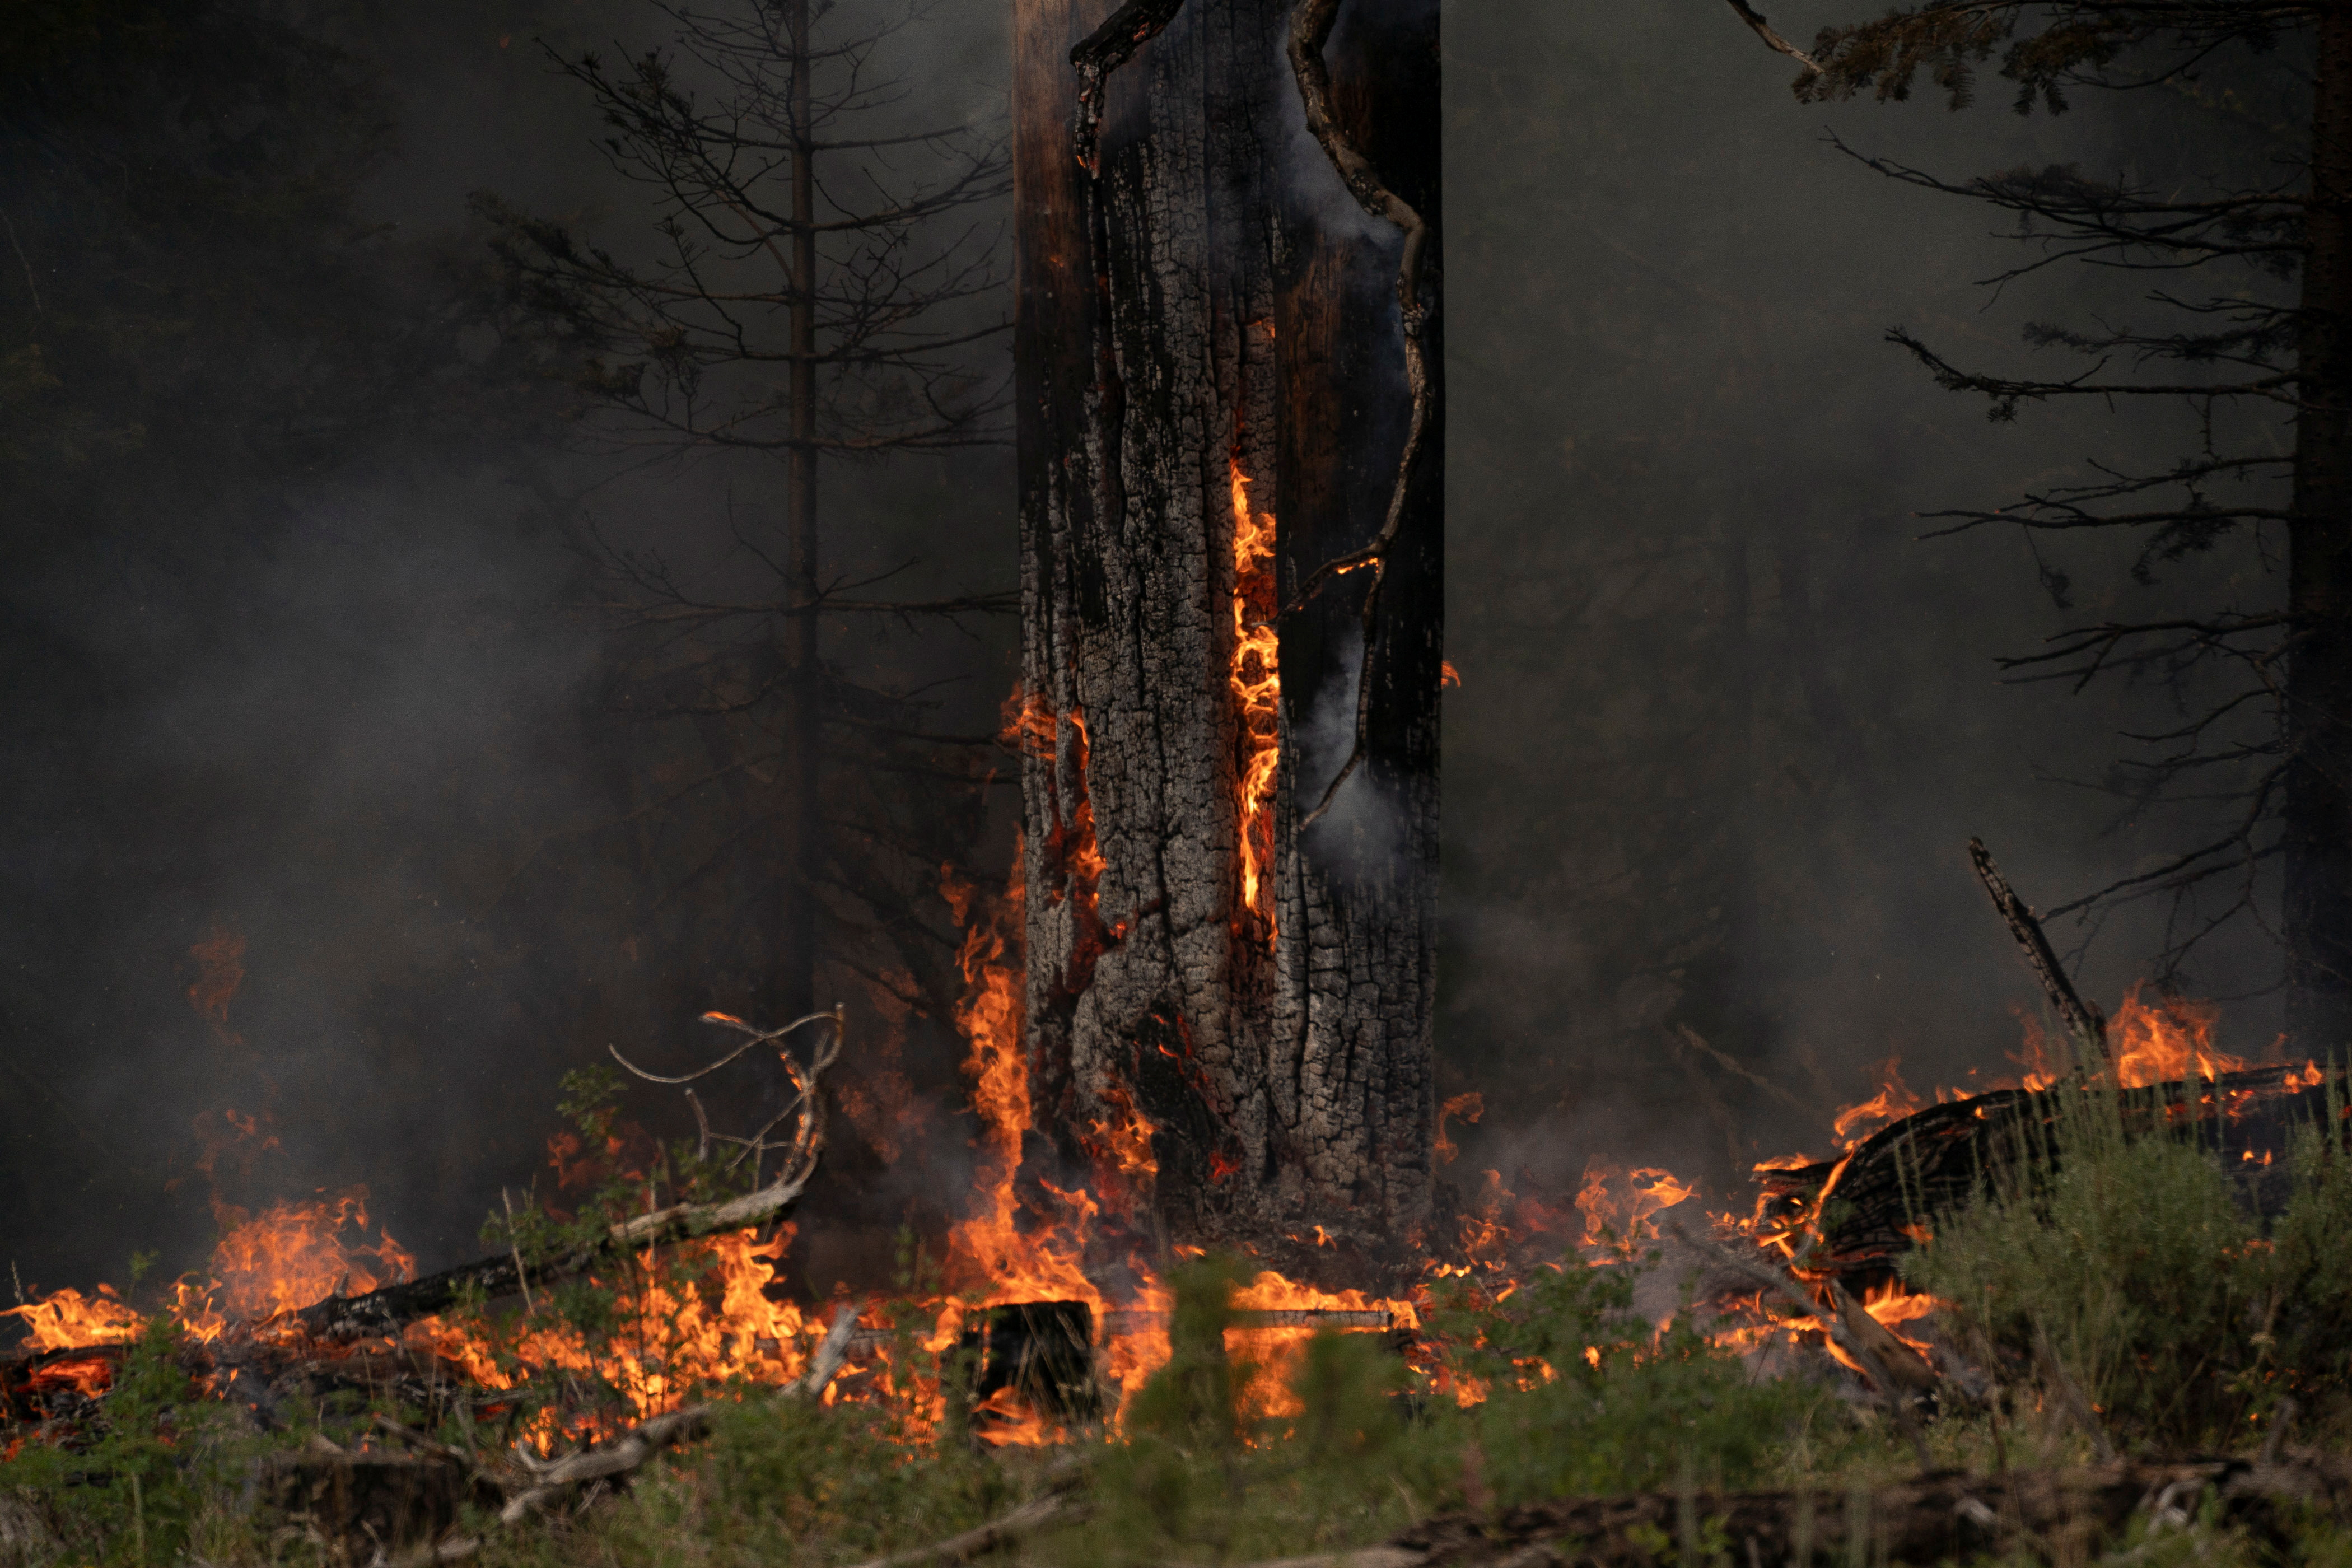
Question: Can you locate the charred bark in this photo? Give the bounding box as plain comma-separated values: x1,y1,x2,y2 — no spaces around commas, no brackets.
1014,0,1441,1266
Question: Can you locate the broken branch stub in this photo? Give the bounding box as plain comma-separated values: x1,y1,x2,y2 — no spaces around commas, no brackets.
1967,837,2108,1068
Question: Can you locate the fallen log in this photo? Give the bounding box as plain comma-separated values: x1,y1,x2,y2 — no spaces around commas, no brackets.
1190,1457,2352,1567
1756,1061,2346,1289
259,1435,488,1566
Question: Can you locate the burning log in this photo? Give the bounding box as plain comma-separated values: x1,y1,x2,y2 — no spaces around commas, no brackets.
955,1300,1101,1428
1758,1061,2342,1289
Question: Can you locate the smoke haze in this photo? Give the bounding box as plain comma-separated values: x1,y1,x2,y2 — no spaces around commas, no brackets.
0,0,2296,1291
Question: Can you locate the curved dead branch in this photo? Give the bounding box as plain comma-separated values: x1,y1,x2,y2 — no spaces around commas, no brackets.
1284,0,1437,830
1720,0,1823,74
296,1009,845,1342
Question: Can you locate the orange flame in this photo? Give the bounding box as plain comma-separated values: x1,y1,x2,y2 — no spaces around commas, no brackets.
2104,986,2248,1087
1572,1160,1696,1255
6,1187,416,1361
1829,1057,1925,1149
1434,1091,1484,1166
3,1285,144,1354
204,1191,415,1323
1229,456,1280,937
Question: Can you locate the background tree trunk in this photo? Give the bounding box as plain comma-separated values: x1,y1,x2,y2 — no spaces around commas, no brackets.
2288,12,2352,1056
779,0,822,1032
1015,0,1442,1271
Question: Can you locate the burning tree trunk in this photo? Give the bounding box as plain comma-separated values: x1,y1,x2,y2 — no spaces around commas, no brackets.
1014,0,1442,1263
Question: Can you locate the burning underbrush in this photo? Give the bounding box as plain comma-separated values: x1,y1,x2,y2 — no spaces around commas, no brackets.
6,979,2344,1454
10,856,2352,1566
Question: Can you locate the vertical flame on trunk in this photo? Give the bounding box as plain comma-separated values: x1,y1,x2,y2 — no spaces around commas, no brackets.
1229,456,1280,937
936,856,1174,1432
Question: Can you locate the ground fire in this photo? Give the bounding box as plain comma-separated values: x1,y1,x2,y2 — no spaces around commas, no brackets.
6,804,2348,1560
10,935,2337,1453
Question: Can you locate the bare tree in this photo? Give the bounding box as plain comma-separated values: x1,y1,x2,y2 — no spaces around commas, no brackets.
1727,3,2350,1045
482,0,1012,1030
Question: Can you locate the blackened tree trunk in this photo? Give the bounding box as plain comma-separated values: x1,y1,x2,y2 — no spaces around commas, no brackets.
2286,11,2352,1055
1015,0,1442,1267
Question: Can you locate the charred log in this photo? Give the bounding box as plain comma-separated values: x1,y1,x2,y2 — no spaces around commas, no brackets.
1365,1455,2352,1568
956,1300,1102,1426
1758,1062,2346,1289
259,1439,484,1566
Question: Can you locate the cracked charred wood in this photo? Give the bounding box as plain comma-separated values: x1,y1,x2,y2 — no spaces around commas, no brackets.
1016,0,1440,1268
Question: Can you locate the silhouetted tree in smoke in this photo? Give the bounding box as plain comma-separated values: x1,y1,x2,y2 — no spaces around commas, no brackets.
479,0,1013,1035
1728,3,2352,1045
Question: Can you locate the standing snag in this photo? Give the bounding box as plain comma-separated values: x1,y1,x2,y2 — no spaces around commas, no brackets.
1014,0,1443,1267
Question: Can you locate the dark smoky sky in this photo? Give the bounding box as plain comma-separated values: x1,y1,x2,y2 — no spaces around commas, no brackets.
0,0,2296,1294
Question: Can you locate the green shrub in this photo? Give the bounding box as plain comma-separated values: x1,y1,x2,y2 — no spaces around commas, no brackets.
1905,1074,2352,1452
1435,1259,1835,1501
3,1318,273,1567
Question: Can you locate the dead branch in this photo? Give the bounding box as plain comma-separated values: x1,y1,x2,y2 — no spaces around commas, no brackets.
298,1010,844,1343
2033,1322,2120,1464
1720,0,1823,73
1284,0,1438,830
1967,838,2109,1068
1666,1023,1812,1115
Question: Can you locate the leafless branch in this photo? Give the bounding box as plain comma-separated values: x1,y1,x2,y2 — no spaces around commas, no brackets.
1719,0,1823,73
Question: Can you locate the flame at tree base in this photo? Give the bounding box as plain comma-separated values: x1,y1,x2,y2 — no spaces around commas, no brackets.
9,973,2334,1448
